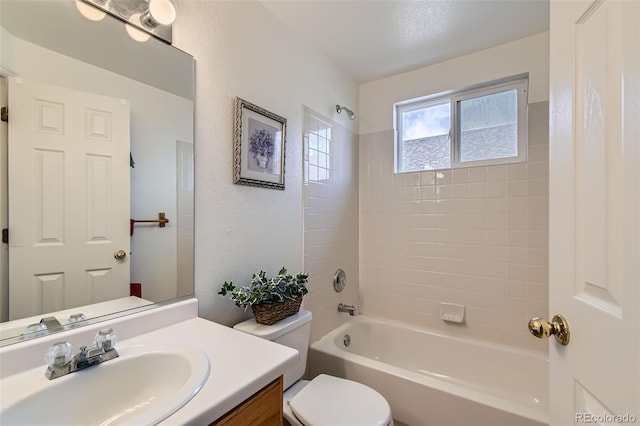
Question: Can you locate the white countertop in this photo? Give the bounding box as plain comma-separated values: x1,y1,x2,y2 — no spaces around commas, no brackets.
0,298,299,425
150,317,298,425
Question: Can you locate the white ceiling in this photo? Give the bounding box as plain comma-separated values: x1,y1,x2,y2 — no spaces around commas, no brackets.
260,0,550,84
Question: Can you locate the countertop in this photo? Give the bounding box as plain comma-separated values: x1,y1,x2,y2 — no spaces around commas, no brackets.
0,298,299,425
150,317,298,425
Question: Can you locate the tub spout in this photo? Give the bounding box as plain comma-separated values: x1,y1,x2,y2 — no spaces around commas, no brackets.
338,303,356,316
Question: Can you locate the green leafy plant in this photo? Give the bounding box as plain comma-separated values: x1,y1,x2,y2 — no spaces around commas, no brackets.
218,267,309,310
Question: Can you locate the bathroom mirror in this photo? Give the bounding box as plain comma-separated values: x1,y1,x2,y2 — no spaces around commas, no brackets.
0,0,194,345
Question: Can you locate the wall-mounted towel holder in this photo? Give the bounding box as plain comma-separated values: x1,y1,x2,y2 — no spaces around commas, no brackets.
130,212,169,236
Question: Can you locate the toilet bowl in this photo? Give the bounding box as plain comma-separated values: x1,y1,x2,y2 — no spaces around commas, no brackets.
234,310,393,426
283,375,393,426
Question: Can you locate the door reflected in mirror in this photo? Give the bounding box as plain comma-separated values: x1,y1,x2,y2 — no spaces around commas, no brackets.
0,0,194,344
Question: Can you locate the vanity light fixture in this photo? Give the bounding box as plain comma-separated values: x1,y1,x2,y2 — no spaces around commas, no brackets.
77,0,176,44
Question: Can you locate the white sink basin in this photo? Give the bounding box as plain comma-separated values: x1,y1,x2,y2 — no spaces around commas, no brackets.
0,343,210,425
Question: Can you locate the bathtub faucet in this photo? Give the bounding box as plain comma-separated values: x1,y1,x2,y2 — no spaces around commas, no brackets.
338,303,356,316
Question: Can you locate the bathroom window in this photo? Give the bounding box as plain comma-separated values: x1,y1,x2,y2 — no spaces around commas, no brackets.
304,113,332,183
394,75,528,172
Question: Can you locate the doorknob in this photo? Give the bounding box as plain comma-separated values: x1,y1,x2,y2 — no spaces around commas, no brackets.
113,250,127,260
528,314,570,345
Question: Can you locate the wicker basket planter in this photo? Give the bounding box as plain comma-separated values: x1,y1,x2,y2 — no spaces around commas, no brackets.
219,267,308,325
251,296,302,325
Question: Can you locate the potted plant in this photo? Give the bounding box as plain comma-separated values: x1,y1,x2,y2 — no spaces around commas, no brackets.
218,267,309,325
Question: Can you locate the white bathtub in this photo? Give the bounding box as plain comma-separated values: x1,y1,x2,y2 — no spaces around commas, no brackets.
308,315,549,426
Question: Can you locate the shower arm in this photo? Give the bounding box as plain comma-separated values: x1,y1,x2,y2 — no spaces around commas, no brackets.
336,104,356,120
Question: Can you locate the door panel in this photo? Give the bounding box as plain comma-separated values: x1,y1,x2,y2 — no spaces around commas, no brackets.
8,78,130,320
549,0,639,424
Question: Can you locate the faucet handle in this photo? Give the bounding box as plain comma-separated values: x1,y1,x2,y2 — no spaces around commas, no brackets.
67,313,88,328
94,328,117,350
23,322,48,339
45,342,73,367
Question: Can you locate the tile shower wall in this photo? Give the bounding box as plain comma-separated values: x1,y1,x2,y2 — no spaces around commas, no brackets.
303,107,359,343
359,102,549,351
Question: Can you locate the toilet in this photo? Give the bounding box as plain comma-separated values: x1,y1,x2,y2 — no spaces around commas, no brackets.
234,310,394,426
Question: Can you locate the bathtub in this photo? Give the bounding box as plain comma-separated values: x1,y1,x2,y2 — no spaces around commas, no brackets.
308,315,549,426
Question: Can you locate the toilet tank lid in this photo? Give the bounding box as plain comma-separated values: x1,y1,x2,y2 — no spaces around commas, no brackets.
233,309,312,340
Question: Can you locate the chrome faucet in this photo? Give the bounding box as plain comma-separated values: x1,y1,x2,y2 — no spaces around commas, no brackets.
44,328,119,380
22,316,64,337
40,316,64,331
338,303,356,316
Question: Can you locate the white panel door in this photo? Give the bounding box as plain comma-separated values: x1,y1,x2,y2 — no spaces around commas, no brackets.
8,78,130,320
549,0,639,424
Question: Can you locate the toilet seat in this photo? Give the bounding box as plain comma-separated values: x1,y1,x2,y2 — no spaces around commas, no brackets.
289,374,391,426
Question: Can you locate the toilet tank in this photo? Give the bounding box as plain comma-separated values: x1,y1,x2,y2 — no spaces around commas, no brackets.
233,310,312,390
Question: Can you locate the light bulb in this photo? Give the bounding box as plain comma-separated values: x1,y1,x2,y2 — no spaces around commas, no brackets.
75,0,106,21
140,0,176,28
149,0,176,25
126,14,151,42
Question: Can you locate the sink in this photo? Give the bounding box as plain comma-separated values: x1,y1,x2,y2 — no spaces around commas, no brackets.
0,343,210,425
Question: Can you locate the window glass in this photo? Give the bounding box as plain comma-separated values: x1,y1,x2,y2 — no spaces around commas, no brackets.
458,89,518,163
394,75,527,173
399,101,451,171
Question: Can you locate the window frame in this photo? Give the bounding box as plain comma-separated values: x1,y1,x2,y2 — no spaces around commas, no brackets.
394,74,529,173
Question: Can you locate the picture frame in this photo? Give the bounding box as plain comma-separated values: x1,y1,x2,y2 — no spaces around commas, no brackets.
233,97,287,190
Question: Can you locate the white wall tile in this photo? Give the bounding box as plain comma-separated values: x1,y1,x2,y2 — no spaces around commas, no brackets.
467,182,487,198
452,169,469,184
486,181,506,198
506,163,528,180
528,144,549,162
506,180,527,197
486,165,506,182
468,167,488,182
304,107,359,343
452,184,469,199
406,172,421,187
420,171,436,186
359,101,549,352
435,170,452,184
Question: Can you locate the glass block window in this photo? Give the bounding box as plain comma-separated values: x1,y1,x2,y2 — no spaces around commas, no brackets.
304,114,332,183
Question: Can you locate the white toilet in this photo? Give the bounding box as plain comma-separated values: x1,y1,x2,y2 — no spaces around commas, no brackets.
234,310,394,426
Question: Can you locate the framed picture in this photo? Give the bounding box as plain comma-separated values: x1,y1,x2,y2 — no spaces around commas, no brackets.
233,97,287,190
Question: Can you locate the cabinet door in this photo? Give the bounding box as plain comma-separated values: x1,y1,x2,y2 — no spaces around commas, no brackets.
211,376,283,426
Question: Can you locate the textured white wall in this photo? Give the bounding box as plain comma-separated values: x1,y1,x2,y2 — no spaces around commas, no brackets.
172,1,358,326
358,32,550,135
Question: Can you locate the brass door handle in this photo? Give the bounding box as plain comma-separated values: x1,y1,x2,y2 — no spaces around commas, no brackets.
113,250,127,260
528,314,570,345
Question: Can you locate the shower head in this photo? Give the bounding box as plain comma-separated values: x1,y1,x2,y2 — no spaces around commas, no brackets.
336,104,356,120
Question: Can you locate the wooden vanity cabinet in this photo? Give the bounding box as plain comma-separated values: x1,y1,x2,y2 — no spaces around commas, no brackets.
211,376,283,426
